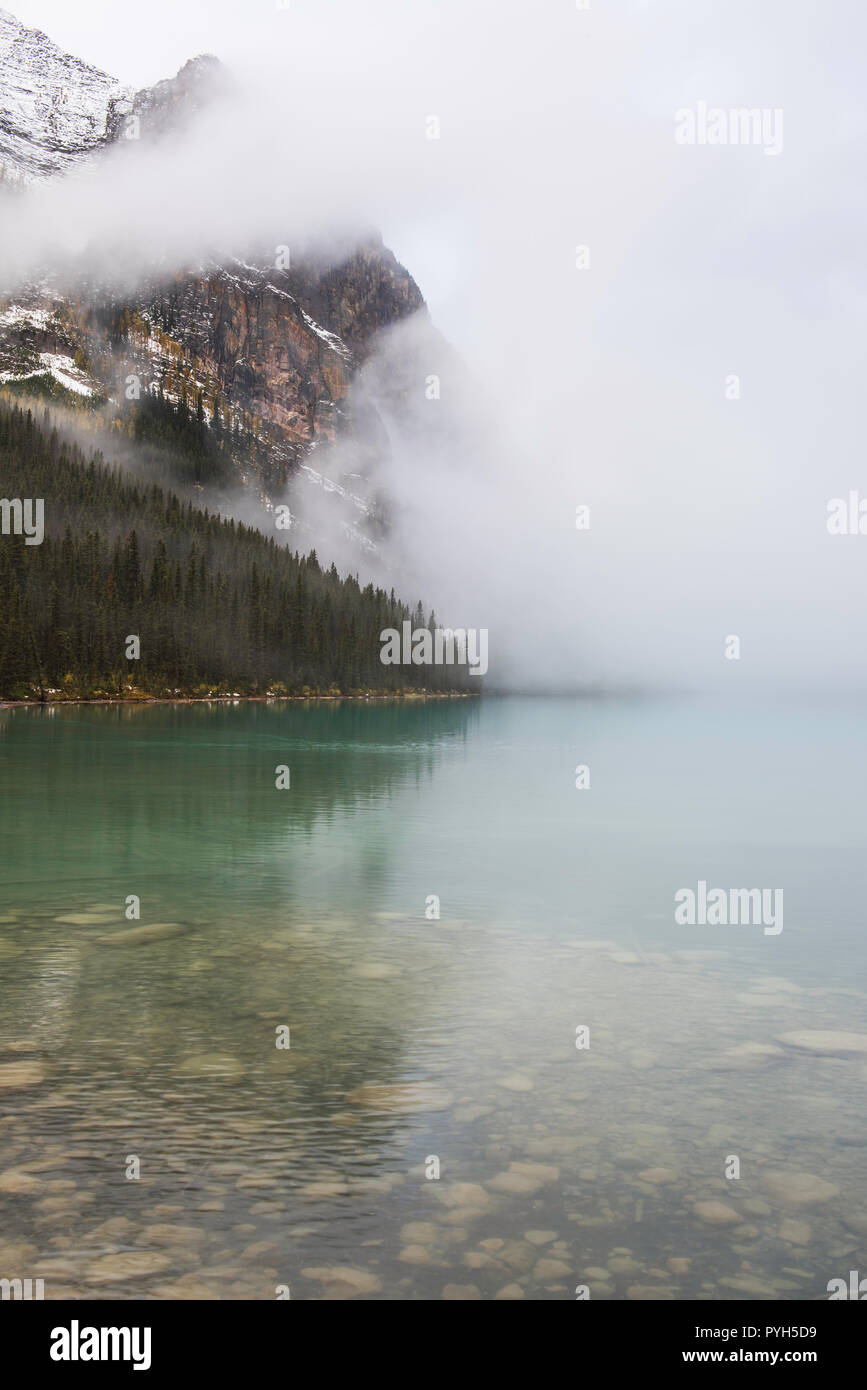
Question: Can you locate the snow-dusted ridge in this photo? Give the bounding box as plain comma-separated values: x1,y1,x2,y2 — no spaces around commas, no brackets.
0,7,132,182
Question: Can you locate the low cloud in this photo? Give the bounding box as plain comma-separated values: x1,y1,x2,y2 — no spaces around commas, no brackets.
4,0,867,691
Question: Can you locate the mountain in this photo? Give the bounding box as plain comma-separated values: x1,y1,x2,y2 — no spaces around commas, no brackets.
126,52,224,141
0,10,224,183
0,10,455,564
0,7,132,182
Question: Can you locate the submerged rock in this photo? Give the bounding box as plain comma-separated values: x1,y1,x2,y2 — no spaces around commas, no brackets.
511,1161,559,1183
637,1168,678,1185
439,1205,487,1226
97,922,185,945
0,1167,42,1193
779,1218,812,1245
0,1060,45,1089
436,1182,490,1210
463,1251,498,1270
151,1279,221,1300
302,1265,382,1295
743,1197,773,1217
720,1274,773,1295
177,1053,245,1081
494,1240,537,1273
692,1200,742,1226
399,1245,432,1265
299,1180,350,1199
346,1082,452,1113
401,1221,440,1244
86,1251,173,1282
488,1170,541,1196
55,912,118,925
761,1171,840,1208
535,1257,571,1280
140,1224,206,1247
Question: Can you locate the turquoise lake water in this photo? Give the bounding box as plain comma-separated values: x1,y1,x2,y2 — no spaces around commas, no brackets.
0,696,864,1299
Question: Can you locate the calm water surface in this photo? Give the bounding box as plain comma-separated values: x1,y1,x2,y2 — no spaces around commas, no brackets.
0,696,865,1300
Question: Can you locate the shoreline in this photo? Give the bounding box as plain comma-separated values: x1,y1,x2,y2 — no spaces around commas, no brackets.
0,692,480,709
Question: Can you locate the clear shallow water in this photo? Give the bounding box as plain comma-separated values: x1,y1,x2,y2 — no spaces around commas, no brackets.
0,696,865,1300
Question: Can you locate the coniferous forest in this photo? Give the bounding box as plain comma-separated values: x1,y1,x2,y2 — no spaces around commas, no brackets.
0,401,474,700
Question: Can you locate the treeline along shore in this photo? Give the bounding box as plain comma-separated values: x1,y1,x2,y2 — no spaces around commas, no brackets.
0,401,477,700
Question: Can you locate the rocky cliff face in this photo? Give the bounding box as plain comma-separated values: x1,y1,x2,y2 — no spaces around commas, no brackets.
134,239,426,457
129,53,224,141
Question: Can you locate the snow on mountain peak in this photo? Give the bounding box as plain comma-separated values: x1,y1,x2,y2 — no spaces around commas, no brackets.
0,7,132,182
0,12,229,186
